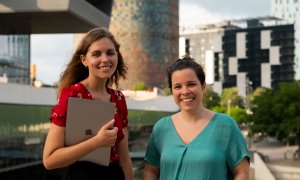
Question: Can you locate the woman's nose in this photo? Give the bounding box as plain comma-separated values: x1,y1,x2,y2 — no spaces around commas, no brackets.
100,54,109,61
182,87,190,95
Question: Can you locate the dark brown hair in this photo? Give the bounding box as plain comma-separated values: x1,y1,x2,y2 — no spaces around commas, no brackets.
167,55,205,92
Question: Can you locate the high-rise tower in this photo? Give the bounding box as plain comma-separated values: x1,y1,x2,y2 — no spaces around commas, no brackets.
110,0,179,89
180,18,295,97
271,0,300,80
0,35,30,84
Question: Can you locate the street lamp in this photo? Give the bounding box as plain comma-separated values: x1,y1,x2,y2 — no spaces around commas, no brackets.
227,99,231,116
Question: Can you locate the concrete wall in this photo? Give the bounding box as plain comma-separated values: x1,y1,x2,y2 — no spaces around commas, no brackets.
254,153,276,180
0,83,56,105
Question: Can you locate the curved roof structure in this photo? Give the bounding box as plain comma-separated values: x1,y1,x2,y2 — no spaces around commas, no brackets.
0,0,113,34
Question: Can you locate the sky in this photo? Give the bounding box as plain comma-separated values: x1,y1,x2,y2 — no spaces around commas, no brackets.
31,0,271,85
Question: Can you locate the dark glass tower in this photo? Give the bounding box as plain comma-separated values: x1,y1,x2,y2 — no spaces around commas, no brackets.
110,0,179,89
0,35,30,84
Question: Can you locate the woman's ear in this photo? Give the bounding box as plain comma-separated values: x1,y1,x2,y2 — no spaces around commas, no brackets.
80,55,87,67
202,82,207,92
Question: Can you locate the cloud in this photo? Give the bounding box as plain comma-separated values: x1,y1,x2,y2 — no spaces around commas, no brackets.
179,4,225,25
31,34,73,85
180,0,270,25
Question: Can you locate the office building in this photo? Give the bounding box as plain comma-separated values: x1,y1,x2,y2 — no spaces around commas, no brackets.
109,0,179,89
180,18,295,97
271,0,300,80
0,35,30,84
180,23,228,88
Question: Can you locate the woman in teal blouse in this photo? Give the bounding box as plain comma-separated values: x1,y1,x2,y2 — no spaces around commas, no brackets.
143,56,250,180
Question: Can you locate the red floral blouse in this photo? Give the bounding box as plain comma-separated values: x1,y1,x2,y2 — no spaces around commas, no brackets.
49,82,128,163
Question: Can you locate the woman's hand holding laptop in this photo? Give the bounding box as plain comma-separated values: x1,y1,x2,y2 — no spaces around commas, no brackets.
93,119,118,148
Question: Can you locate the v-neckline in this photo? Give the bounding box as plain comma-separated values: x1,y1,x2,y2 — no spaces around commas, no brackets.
169,113,217,146
78,82,112,102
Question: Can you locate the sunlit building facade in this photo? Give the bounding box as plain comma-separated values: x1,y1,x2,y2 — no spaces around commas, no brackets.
180,18,295,97
271,0,300,80
0,35,30,84
109,0,179,89
220,21,295,97
179,23,226,94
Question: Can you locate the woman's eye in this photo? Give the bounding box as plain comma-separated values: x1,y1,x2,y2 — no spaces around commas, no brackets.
92,52,100,57
107,51,117,56
187,82,197,87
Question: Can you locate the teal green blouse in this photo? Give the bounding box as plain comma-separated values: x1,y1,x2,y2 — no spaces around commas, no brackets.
144,113,250,180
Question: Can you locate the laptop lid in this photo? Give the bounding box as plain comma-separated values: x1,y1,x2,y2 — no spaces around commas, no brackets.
65,97,115,166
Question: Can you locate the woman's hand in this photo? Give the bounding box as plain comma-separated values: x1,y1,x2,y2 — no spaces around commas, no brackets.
93,119,118,148
43,120,118,170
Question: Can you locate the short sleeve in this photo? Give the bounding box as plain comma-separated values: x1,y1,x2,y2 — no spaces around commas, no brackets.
50,83,93,127
226,120,250,170
49,86,79,127
119,91,128,128
144,127,161,168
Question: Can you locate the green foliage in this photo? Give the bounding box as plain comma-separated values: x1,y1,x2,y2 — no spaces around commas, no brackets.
164,86,171,96
249,87,267,103
212,106,226,113
248,81,300,141
229,107,247,124
211,106,247,124
203,86,221,109
220,87,244,108
133,81,148,90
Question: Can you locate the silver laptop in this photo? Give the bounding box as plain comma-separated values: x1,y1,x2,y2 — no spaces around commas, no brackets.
65,97,115,166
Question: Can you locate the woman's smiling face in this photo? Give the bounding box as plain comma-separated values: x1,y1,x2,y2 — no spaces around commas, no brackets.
171,68,205,112
81,37,118,80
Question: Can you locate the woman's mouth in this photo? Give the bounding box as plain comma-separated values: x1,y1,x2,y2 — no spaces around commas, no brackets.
98,65,111,70
181,98,194,103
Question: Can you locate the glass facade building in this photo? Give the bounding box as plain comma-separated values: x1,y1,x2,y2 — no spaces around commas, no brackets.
0,35,30,84
109,0,179,89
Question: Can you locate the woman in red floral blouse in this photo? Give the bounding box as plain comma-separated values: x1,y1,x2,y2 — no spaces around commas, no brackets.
43,28,133,180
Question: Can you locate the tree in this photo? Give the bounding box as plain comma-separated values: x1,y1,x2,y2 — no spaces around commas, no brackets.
203,86,220,109
230,107,248,124
220,87,244,109
208,87,247,124
133,81,148,91
249,87,267,103
248,81,300,152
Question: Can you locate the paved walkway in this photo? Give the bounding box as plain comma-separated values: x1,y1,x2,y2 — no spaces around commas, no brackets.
250,139,300,167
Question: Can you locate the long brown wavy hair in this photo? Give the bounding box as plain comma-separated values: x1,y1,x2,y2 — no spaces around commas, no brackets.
57,28,127,95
